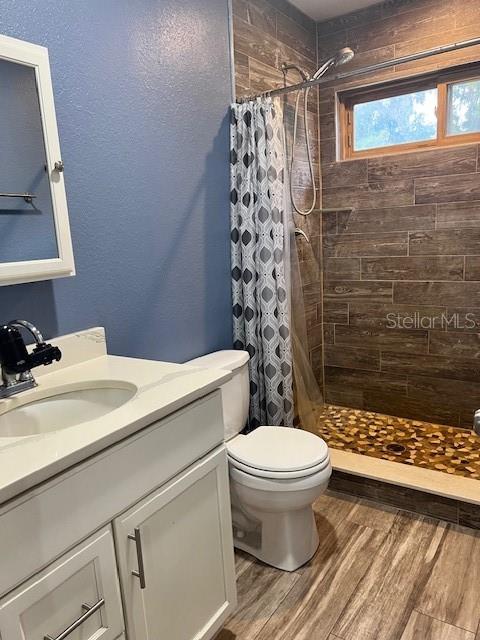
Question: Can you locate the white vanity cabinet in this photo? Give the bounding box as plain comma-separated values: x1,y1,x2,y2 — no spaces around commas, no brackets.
114,448,236,640
0,391,237,640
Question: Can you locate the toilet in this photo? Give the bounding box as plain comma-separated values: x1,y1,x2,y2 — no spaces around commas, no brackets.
187,349,331,572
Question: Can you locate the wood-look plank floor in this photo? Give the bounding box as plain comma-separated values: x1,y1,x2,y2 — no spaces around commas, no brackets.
217,491,480,640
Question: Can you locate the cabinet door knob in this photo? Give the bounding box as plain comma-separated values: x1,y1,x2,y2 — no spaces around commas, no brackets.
128,527,147,589
44,598,105,640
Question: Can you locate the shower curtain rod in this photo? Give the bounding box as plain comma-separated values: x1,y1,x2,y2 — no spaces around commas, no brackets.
237,37,480,103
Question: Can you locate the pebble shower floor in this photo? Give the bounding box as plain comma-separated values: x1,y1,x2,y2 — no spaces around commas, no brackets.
313,405,480,480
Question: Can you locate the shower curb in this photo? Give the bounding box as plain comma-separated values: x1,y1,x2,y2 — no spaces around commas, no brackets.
328,450,480,530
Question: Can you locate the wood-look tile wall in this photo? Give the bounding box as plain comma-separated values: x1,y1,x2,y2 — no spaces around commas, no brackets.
232,0,325,392
318,0,480,427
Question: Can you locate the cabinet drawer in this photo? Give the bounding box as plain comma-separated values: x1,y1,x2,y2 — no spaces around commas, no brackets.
0,526,124,640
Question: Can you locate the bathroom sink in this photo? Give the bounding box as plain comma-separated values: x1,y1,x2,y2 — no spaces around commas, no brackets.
0,383,137,438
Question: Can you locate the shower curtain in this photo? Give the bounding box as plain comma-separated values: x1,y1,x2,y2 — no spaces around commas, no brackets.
230,98,294,429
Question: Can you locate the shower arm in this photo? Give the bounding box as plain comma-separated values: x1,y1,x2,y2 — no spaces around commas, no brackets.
281,63,310,82
237,36,480,103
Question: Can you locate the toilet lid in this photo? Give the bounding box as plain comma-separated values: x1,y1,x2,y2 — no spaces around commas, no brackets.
226,426,329,473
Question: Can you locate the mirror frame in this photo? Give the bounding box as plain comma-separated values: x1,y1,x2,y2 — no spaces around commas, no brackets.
0,34,75,286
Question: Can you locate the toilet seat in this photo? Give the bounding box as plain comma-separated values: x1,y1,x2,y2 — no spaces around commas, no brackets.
226,426,329,480
228,454,330,479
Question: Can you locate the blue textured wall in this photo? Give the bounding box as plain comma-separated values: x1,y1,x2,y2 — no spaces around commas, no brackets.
0,0,233,362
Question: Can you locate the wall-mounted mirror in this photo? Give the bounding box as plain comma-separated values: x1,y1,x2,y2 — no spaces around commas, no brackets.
0,34,74,286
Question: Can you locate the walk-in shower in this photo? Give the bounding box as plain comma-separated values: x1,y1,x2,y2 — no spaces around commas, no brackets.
232,33,480,483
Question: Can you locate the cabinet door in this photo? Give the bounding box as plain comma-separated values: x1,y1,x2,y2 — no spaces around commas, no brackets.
114,447,236,640
0,526,124,640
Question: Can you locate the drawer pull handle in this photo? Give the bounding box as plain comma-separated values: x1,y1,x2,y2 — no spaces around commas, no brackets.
128,527,146,589
44,598,105,640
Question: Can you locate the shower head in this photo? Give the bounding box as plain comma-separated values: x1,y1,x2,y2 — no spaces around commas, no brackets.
335,47,355,66
312,47,355,80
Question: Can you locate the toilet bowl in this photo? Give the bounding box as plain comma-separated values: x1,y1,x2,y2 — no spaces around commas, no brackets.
186,350,331,571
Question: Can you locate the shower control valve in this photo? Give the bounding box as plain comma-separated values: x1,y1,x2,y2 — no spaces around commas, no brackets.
474,410,480,436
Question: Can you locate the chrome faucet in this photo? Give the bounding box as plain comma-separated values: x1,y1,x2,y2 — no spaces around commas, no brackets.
474,410,480,436
0,320,62,399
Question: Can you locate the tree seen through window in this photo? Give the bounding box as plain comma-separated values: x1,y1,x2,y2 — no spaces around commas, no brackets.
354,88,437,151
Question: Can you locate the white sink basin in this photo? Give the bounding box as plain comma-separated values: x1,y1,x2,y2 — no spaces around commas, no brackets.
0,383,137,438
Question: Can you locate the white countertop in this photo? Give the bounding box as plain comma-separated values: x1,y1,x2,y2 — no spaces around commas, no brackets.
0,328,231,505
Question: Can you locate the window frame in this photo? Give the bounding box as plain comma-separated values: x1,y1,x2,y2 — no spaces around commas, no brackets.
338,66,480,160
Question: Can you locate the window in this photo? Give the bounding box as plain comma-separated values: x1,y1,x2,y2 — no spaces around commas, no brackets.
447,78,480,136
339,68,480,159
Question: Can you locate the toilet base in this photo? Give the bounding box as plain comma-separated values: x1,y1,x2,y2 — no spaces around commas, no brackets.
231,501,320,572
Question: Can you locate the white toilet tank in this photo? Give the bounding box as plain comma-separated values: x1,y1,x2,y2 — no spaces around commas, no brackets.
185,350,250,441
